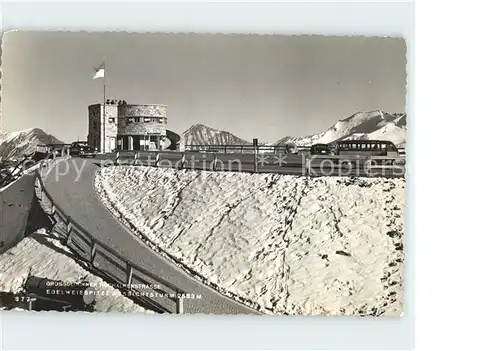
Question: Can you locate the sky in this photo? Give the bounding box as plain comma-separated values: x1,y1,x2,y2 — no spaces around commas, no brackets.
1,31,407,143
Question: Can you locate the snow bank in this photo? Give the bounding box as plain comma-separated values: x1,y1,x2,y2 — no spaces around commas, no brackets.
95,166,405,316
0,229,151,313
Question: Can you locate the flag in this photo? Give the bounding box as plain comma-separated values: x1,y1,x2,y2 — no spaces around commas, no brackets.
93,62,105,79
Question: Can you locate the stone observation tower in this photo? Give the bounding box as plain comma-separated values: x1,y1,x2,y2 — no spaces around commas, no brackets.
87,100,180,153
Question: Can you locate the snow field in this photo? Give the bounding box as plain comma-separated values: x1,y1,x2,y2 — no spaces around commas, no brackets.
0,229,152,313
1,178,153,313
95,166,405,316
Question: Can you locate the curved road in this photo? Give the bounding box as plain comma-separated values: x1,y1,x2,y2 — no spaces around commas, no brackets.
41,157,258,314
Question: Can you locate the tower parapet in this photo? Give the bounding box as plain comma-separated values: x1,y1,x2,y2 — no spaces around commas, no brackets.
87,102,170,152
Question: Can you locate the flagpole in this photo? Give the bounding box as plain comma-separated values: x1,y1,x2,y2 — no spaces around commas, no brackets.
103,58,106,153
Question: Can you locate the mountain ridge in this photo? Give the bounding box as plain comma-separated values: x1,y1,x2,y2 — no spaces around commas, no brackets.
0,128,64,161
275,110,407,147
180,124,251,150
2,110,406,160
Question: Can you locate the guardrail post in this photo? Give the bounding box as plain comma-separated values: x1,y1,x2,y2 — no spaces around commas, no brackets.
355,155,361,176
180,153,185,169
65,216,73,246
176,295,184,314
212,153,218,171
126,262,134,290
253,138,258,173
133,152,139,166
364,158,375,176
28,297,34,311
155,152,160,167
305,156,311,176
115,151,120,166
90,240,98,266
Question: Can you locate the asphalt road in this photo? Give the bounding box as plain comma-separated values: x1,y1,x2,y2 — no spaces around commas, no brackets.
41,157,259,314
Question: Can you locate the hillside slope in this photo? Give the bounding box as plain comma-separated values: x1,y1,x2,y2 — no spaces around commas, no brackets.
0,128,63,161
96,166,405,316
180,124,250,150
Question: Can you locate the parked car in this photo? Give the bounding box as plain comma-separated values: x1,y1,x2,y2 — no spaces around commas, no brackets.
69,141,97,158
45,144,67,158
47,148,62,159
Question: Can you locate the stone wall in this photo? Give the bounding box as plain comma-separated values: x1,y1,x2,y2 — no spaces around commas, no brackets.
119,104,167,118
0,174,37,254
117,120,166,135
88,104,118,152
87,103,169,152
117,104,168,135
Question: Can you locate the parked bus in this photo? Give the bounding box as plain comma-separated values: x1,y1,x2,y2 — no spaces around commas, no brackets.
330,140,400,158
310,143,331,155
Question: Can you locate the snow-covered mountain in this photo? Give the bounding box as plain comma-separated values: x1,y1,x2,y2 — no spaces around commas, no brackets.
0,128,63,161
180,110,406,151
276,110,407,148
180,124,250,150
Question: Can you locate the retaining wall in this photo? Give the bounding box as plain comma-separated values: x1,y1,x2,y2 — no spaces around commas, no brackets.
0,173,37,254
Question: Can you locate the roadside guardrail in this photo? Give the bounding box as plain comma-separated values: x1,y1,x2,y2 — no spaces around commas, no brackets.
36,165,186,314
112,150,406,178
